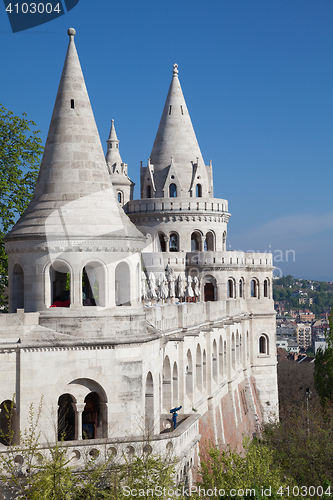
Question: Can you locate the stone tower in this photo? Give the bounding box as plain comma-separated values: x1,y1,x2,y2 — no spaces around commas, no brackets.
5,28,145,313
126,64,229,291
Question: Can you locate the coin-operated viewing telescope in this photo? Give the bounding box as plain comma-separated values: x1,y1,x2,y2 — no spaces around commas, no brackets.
170,406,182,429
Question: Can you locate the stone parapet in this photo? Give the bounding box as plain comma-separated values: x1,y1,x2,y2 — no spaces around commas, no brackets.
126,197,229,215
0,414,200,469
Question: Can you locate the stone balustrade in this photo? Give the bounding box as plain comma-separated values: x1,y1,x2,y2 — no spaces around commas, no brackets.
0,414,200,471
142,251,273,269
126,197,229,214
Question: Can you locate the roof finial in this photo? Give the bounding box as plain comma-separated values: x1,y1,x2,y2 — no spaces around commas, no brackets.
67,27,76,37
173,63,178,76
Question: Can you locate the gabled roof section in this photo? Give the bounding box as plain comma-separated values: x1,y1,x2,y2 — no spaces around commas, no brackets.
161,157,183,196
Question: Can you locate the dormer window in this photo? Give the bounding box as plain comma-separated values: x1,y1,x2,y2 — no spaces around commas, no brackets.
196,184,202,197
169,183,177,197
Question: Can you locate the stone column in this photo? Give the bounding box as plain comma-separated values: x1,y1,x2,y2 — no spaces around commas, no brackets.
70,267,82,309
100,401,108,439
72,402,85,440
216,281,225,301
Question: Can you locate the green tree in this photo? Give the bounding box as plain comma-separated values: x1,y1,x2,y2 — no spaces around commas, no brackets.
264,403,333,489
195,438,290,499
314,308,333,406
0,104,43,311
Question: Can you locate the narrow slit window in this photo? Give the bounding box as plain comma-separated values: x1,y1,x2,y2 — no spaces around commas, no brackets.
169,105,172,115
71,99,75,109
180,105,183,115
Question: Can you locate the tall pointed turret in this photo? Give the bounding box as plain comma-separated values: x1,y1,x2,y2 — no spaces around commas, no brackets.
105,120,134,206
6,28,141,241
146,64,212,198
106,119,122,165
5,29,144,313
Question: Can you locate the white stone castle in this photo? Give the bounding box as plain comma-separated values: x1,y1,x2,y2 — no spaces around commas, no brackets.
0,29,278,482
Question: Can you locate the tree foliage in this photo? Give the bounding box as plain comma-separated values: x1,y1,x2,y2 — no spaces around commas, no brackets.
195,438,289,500
262,350,333,491
0,104,43,311
314,308,333,406
264,403,333,489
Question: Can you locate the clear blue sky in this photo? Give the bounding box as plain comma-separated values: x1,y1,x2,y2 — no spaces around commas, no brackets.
1,0,333,281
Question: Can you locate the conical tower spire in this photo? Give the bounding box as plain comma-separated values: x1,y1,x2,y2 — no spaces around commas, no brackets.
6,29,142,241
105,119,134,206
149,63,209,197
106,119,123,165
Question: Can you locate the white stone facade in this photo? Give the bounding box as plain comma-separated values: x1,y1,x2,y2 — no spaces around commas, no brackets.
0,29,278,487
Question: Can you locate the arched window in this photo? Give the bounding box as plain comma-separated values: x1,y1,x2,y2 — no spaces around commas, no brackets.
222,231,227,251
115,262,130,306
117,191,122,204
203,350,207,391
172,363,178,407
196,184,202,197
82,262,105,307
204,275,216,302
240,334,242,365
146,185,152,198
196,344,202,392
204,231,214,251
224,340,227,376
145,372,154,435
158,232,166,252
82,392,101,440
227,278,234,298
163,356,171,412
212,340,218,383
231,332,236,369
264,279,269,298
0,400,19,446
239,279,244,298
50,261,71,307
191,232,201,252
11,263,24,312
186,350,193,402
259,334,269,355
219,337,223,378
236,331,240,364
169,183,177,197
58,394,75,441
251,279,259,298
169,233,179,252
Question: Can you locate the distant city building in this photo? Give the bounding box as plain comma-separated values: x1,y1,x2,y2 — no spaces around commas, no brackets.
297,323,312,350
